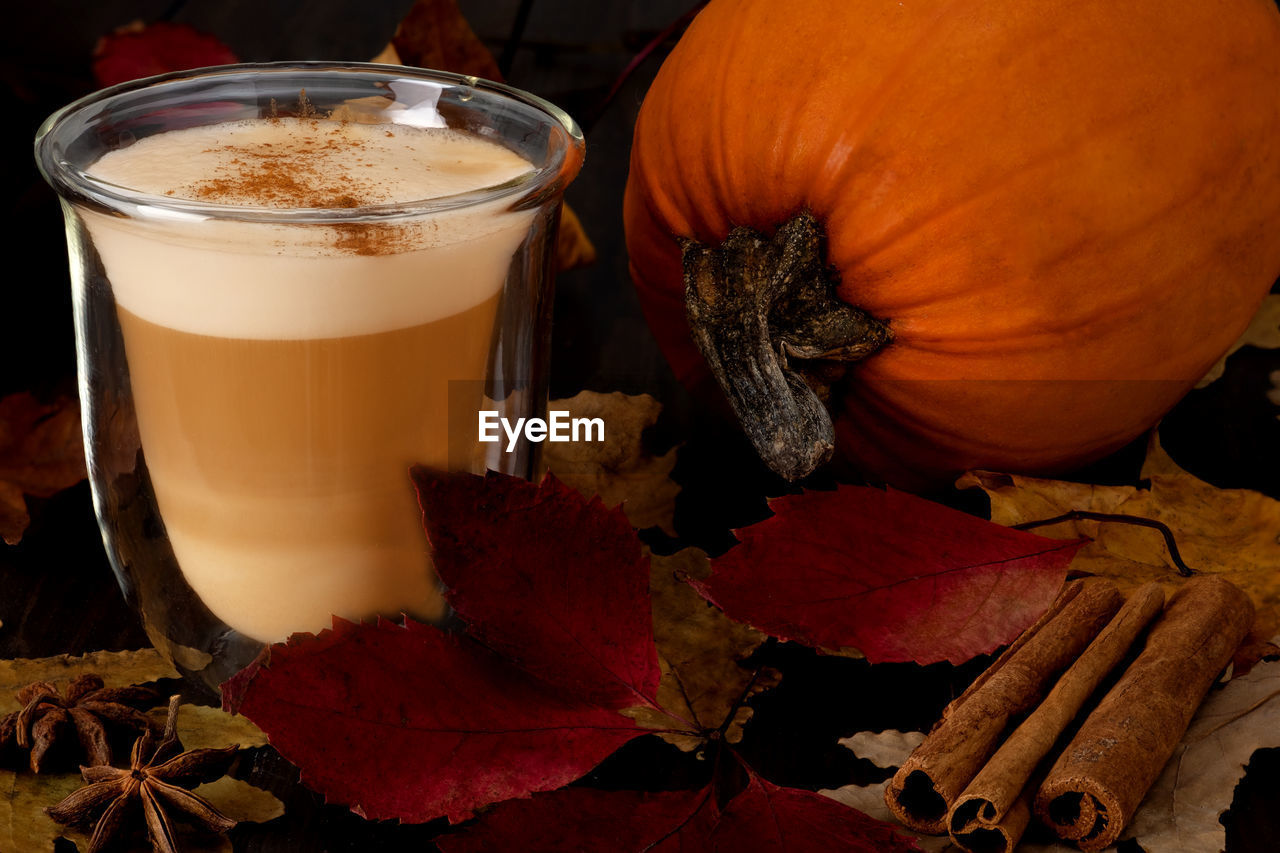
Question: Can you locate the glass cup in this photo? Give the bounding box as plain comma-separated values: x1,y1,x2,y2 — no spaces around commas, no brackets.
35,63,583,693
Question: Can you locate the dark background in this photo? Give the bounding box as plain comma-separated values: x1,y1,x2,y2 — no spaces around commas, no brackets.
1,0,690,403
1,2,1278,851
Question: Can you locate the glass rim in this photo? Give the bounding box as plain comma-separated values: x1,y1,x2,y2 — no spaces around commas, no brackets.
34,61,585,224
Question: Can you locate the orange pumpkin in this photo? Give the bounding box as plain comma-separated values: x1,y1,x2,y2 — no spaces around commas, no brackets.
624,0,1280,488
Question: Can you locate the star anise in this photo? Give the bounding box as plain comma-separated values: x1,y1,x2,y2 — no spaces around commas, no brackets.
0,673,160,771
47,695,240,853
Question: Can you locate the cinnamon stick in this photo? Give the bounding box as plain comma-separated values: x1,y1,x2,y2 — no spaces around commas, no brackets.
885,578,1122,834
949,791,1032,853
947,582,1165,853
1034,575,1253,852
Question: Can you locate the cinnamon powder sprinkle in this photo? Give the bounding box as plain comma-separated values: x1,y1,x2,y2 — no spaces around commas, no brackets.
182,117,413,256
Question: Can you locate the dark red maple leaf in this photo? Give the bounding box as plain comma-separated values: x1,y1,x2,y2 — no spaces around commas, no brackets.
712,771,918,851
691,486,1084,664
414,469,659,708
223,471,664,823
438,756,920,852
92,21,238,89
222,617,641,823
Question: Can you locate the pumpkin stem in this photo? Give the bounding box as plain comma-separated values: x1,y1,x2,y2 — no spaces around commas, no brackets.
682,211,892,481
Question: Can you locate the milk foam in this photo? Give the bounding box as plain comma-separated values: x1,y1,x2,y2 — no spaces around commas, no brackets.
84,118,536,339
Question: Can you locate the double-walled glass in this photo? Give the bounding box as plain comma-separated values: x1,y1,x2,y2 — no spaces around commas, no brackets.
35,64,583,692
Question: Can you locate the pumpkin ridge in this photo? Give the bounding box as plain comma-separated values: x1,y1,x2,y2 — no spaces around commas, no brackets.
813,2,1101,221
806,0,983,216
842,69,1263,288
706,3,753,235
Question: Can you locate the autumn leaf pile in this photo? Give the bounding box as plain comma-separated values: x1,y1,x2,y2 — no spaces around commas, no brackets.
205,376,1280,853
220,452,1086,848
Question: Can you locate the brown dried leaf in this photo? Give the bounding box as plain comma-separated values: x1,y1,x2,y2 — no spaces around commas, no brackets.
0,484,26,551
391,0,502,83
370,43,401,65
623,549,778,750
0,394,86,544
555,204,597,271
1123,660,1280,852
543,391,679,534
1197,294,1280,388
958,435,1280,648
383,0,596,272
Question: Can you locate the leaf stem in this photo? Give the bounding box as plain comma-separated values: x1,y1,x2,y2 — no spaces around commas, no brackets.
716,665,767,741
1012,511,1195,577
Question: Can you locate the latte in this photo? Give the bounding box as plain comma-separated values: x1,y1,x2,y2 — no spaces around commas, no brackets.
85,117,534,641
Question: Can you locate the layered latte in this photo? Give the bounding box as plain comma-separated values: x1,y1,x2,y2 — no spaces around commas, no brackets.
85,117,534,641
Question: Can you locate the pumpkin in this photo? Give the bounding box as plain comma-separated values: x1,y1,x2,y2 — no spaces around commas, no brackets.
624,0,1280,489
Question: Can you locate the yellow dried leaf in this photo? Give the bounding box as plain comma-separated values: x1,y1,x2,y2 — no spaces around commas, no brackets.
624,549,778,750
0,649,267,750
1197,294,1280,388
957,435,1280,637
0,657,280,852
180,704,270,752
0,649,176,715
543,391,680,534
193,776,285,825
0,769,87,853
0,770,280,853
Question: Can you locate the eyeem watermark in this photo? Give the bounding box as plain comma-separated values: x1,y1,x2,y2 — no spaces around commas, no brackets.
479,410,605,451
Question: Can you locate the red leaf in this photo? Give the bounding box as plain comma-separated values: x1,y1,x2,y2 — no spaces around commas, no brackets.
413,470,660,709
713,772,919,852
93,21,238,89
438,786,719,852
693,486,1083,664
439,765,919,852
222,618,641,823
222,471,662,822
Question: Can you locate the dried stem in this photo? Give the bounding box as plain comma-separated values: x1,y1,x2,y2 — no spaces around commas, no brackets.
683,212,892,481
1012,511,1195,577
